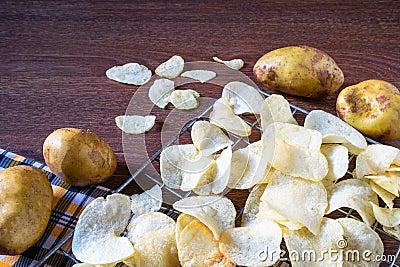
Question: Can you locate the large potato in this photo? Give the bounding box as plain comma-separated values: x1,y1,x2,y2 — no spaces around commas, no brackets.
336,79,400,140
0,165,53,255
253,45,344,98
43,128,117,186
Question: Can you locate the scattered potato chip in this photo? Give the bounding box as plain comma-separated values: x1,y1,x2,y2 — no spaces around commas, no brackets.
219,219,282,266
365,172,399,197
337,218,384,267
326,179,378,226
213,56,244,70
320,144,349,188
181,70,216,83
221,81,265,114
155,55,184,79
260,94,298,131
173,195,236,239
168,89,200,110
115,115,156,134
72,194,134,265
210,146,232,194
370,202,400,227
130,185,162,215
182,159,216,192
304,109,367,155
241,184,267,227
148,78,175,108
175,213,196,244
369,180,396,210
257,200,304,231
260,170,327,235
210,97,252,137
106,63,152,85
383,225,400,240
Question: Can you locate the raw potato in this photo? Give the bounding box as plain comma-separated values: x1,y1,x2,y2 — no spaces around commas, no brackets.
169,89,200,110
155,55,184,79
148,78,175,108
336,79,400,140
115,115,156,134
213,56,244,70
106,62,152,85
181,70,216,83
43,128,117,187
254,45,344,98
0,166,53,255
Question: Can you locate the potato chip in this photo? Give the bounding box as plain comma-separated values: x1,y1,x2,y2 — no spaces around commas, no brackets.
173,195,236,239
320,144,349,188
168,89,200,110
130,185,162,215
388,165,400,172
115,115,156,134
260,170,327,235
370,202,400,227
383,225,400,239
304,109,367,155
175,213,196,244
210,146,232,194
178,220,234,267
283,218,345,267
72,194,134,265
260,94,298,131
155,55,184,79
337,218,384,267
181,70,216,83
148,78,175,108
213,56,244,70
72,263,114,267
183,159,216,192
221,81,265,114
219,219,282,266
365,172,399,197
369,180,396,210
210,97,252,137
106,63,152,85
241,184,267,227
257,200,304,231
394,153,400,166
326,179,378,226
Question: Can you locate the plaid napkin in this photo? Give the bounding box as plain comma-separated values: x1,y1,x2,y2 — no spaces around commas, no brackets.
0,149,111,267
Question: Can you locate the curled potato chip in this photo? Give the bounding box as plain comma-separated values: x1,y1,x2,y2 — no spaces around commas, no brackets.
257,200,304,231
260,94,298,131
261,170,327,235
320,144,349,188
181,70,216,83
173,195,236,239
106,63,151,85
130,185,162,215
182,159,216,192
169,89,200,110
241,183,267,227
148,78,175,108
370,202,400,227
155,55,184,79
219,219,282,266
210,97,251,137
115,115,156,134
304,109,367,155
72,194,134,265
175,213,196,244
213,56,244,70
365,172,399,197
369,180,396,210
221,81,265,114
326,179,378,226
383,225,400,239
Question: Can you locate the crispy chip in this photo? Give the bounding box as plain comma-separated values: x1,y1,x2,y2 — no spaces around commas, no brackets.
168,89,200,110
148,78,175,108
241,183,267,227
106,63,151,85
257,200,304,231
388,165,400,171
181,70,216,83
221,81,265,114
155,55,184,79
130,185,162,215
175,213,196,244
115,115,156,134
213,56,244,70
72,194,134,265
183,159,216,193
260,94,298,131
370,202,400,227
369,180,396,210
383,225,400,240
320,144,349,188
210,97,252,137
365,172,399,197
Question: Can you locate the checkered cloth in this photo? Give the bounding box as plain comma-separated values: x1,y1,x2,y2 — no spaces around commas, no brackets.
0,149,111,267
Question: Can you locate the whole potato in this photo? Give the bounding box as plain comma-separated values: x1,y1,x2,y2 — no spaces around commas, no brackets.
336,80,400,140
253,45,344,98
43,128,117,186
0,165,53,255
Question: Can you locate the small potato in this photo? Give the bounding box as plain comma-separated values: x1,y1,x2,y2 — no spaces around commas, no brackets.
336,79,400,140
254,45,344,98
0,165,53,255
43,128,117,186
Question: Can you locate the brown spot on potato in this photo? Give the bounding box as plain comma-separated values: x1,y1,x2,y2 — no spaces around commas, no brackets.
267,67,278,81
312,52,324,65
316,69,333,89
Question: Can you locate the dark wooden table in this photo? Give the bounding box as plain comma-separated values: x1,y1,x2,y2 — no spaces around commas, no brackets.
1,0,400,265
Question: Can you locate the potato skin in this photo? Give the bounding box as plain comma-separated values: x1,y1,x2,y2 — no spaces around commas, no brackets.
43,128,117,187
336,80,400,140
0,165,53,255
254,45,344,98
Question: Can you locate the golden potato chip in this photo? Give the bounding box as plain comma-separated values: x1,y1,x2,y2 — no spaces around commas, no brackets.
106,62,151,85
72,194,134,265
260,170,327,235
175,213,196,244
115,115,156,134
130,185,162,215
241,183,267,227
260,94,298,131
369,180,396,210
365,172,399,197
394,153,400,166
210,97,252,137
383,225,400,240
221,81,265,114
181,70,216,83
155,55,184,79
184,159,216,193
219,219,282,266
326,179,378,226
257,201,304,231
148,78,175,108
178,220,234,267
173,195,236,239
388,165,400,172
320,144,349,188
213,56,244,70
370,202,400,227
168,89,200,110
